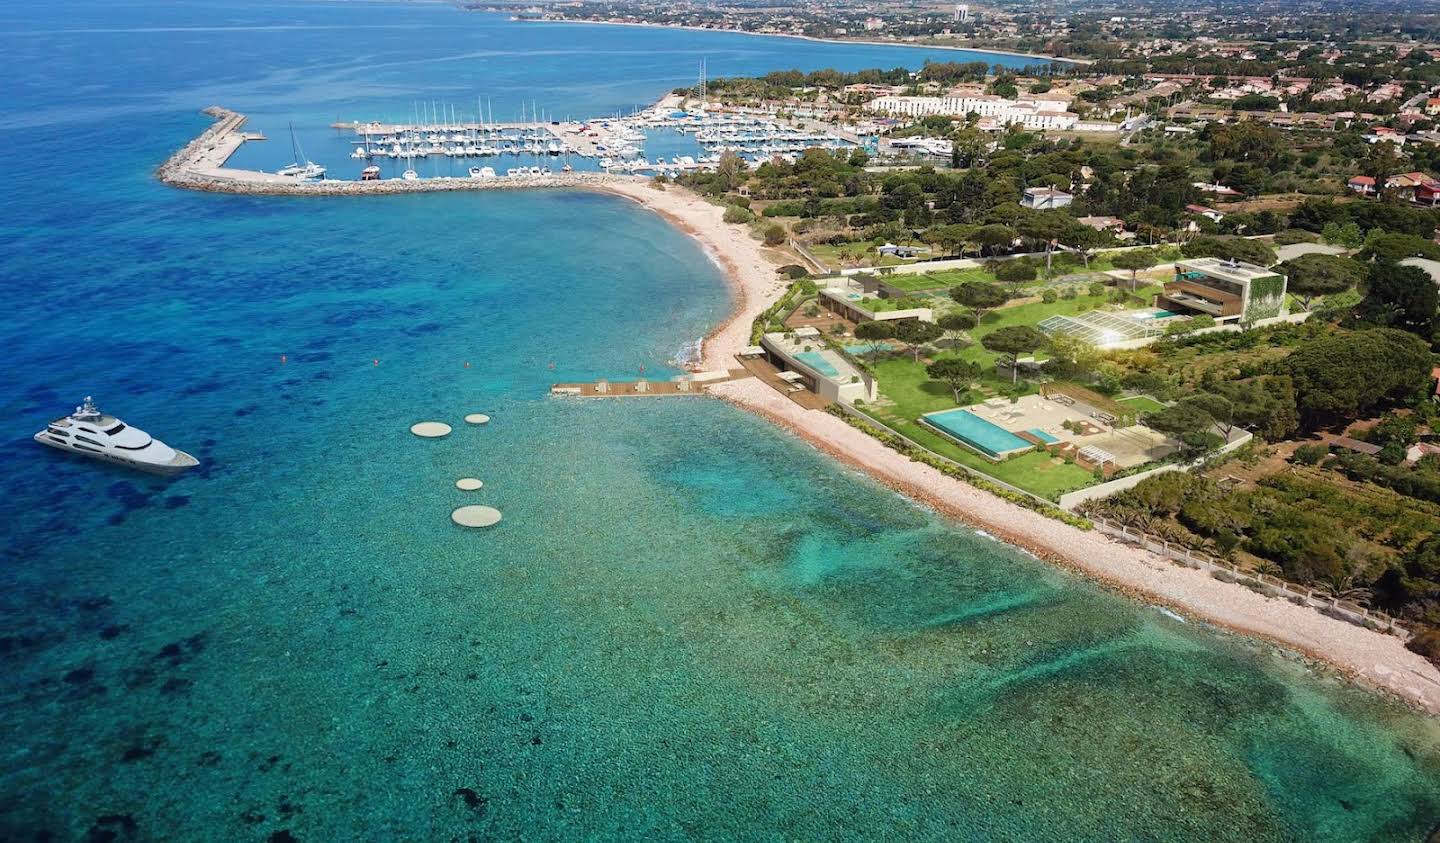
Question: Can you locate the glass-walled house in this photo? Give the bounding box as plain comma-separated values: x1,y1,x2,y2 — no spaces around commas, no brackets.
1157,258,1287,324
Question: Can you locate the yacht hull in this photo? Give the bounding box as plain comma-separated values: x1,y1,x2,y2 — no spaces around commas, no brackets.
33,432,199,476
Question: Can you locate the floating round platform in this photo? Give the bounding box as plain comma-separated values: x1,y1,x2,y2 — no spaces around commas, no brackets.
410,421,452,438
455,478,484,491
464,413,490,425
451,505,502,528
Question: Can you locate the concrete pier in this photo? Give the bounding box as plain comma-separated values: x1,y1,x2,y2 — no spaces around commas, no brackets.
550,370,751,398
157,107,621,197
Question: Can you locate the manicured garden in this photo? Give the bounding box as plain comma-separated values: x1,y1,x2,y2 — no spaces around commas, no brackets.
840,282,1174,498
1118,395,1168,414
851,294,931,313
950,284,1164,367
884,266,997,291
808,239,915,270
866,402,1098,499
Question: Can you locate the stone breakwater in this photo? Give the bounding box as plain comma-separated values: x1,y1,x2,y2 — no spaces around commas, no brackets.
156,106,620,196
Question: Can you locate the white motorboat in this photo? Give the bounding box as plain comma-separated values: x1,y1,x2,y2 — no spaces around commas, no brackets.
34,397,198,476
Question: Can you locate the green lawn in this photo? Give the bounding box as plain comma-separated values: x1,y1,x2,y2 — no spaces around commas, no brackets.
1118,395,1167,414
851,295,931,313
898,266,999,289
949,285,1164,367
850,285,1175,499
865,356,1095,499
880,273,961,293
808,239,916,270
862,286,1164,398
868,403,1097,499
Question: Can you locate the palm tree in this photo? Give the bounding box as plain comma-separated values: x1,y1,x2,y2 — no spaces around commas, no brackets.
1315,572,1373,608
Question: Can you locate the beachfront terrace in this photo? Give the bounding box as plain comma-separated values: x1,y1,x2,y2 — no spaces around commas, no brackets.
759,328,875,405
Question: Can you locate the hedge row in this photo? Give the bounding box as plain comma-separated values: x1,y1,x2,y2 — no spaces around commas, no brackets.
749,278,816,344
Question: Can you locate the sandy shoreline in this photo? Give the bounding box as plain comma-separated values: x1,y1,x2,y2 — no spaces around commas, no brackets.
515,16,1085,66
589,178,791,371
592,179,1440,715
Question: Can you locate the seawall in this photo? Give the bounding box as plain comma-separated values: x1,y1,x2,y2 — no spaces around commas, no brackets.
157,107,621,197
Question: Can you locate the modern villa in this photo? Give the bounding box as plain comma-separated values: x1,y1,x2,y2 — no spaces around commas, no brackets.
758,327,876,405
1157,258,1288,324
818,279,934,324
1021,187,1074,210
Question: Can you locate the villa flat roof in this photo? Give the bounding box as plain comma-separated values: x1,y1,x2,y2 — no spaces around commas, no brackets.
1175,257,1278,284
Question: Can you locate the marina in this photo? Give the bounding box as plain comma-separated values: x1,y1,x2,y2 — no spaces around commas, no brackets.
158,96,869,196
157,107,621,195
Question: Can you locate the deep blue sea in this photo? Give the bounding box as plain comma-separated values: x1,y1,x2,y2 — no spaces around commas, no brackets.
2,2,1440,840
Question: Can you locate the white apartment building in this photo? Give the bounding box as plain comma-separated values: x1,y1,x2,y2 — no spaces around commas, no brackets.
866,94,1079,130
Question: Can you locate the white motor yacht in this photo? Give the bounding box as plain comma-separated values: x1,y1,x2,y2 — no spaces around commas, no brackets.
34,397,198,476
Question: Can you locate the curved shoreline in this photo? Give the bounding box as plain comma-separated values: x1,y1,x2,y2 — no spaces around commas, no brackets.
151,116,1440,714
710,378,1440,715
512,16,1085,66
593,181,1440,715
586,179,788,370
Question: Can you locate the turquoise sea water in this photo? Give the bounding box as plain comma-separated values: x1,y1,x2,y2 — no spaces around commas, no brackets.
3,1,1440,840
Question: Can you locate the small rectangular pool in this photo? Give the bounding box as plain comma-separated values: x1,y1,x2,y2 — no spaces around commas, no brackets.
1027,428,1059,444
921,409,1034,459
793,351,840,379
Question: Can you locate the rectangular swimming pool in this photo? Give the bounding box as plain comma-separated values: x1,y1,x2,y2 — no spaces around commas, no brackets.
793,351,841,379
1027,428,1059,444
921,409,1034,459
843,342,894,355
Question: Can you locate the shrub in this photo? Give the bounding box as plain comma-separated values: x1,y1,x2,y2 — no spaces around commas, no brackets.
1291,443,1329,465
723,205,754,224
1273,229,1319,246
761,200,805,218
1087,281,1107,297
1407,629,1440,667
1041,289,1058,303
763,224,786,247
